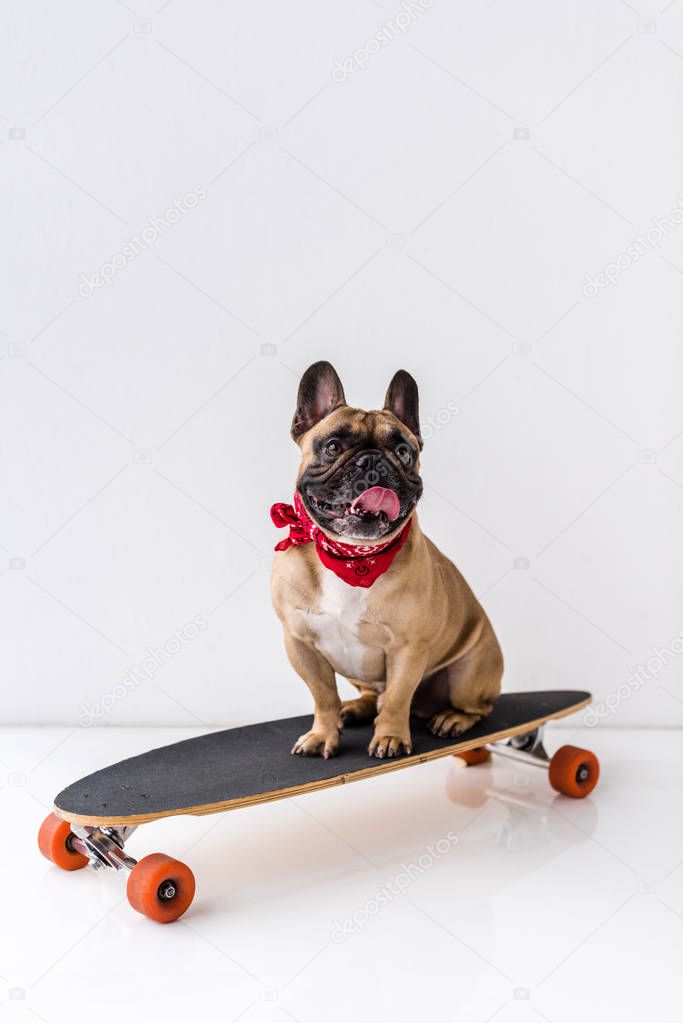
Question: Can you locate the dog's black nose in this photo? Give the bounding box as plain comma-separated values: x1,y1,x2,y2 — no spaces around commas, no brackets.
354,450,389,491
356,449,384,471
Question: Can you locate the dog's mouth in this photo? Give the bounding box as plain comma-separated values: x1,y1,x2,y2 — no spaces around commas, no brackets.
305,485,412,540
309,486,400,525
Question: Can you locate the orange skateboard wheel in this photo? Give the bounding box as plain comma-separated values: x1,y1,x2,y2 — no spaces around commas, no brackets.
454,747,491,766
549,745,599,798
127,853,195,923
38,813,88,871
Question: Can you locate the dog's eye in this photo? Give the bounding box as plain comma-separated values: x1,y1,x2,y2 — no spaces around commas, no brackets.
396,442,412,466
324,439,342,458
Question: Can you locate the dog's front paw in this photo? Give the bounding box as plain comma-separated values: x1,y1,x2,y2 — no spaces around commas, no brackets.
368,733,412,759
291,729,340,759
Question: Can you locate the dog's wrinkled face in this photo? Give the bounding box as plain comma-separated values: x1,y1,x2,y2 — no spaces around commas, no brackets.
291,362,423,542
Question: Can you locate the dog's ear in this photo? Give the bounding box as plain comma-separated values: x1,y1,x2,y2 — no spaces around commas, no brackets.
291,361,347,441
384,369,422,447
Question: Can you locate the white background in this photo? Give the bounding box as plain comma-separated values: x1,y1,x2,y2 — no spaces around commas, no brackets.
2,0,683,729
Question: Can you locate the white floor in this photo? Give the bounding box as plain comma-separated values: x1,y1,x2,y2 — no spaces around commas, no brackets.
2,725,681,1022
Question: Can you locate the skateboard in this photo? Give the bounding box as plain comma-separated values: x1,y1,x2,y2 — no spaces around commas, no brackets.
38,689,599,923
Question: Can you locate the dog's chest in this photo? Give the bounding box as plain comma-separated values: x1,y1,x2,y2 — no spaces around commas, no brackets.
305,573,385,683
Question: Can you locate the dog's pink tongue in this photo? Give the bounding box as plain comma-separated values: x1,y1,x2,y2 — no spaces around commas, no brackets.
351,486,400,521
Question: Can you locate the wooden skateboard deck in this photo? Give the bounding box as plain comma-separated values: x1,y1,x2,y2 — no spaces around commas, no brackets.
54,690,591,826
39,690,598,922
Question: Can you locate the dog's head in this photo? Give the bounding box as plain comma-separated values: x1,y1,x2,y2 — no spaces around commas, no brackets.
291,361,423,542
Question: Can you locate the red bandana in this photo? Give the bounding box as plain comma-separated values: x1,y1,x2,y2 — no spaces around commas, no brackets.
270,492,411,588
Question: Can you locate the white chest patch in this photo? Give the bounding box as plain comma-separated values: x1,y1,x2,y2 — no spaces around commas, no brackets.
306,573,383,683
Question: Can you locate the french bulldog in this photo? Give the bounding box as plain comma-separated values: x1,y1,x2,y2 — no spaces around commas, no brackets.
270,361,503,759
